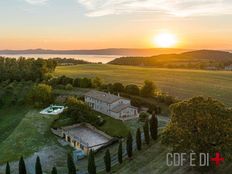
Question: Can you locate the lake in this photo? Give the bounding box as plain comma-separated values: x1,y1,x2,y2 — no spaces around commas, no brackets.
0,54,121,64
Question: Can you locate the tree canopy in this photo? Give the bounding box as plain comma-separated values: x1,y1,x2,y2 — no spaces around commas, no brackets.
27,83,53,107
0,57,56,82
125,84,140,95
162,96,232,166
64,97,99,125
140,80,156,97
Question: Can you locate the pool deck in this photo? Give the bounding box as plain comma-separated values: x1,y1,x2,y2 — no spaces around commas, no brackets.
40,105,65,115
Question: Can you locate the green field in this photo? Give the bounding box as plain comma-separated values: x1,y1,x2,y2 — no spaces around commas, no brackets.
0,106,29,143
0,108,58,164
55,64,232,106
0,106,129,164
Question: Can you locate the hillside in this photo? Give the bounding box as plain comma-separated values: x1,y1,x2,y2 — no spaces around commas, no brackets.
54,64,232,106
108,50,232,69
0,48,187,56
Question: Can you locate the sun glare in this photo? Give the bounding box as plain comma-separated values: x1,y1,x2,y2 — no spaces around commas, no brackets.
154,33,177,48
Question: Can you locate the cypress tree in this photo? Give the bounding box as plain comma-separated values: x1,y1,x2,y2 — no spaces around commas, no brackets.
35,156,42,174
51,167,57,174
136,128,142,151
5,162,10,174
143,120,150,145
150,112,158,140
104,149,111,173
67,153,76,174
88,150,96,174
19,156,27,174
118,141,123,164
126,132,133,159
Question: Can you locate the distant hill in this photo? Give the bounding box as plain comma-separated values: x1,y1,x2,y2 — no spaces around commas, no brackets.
108,50,232,70
0,48,187,56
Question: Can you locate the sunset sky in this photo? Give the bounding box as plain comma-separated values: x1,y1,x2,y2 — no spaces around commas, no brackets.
1,0,232,50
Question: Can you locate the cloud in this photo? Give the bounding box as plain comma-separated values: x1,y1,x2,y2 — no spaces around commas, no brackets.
77,0,232,17
24,0,48,5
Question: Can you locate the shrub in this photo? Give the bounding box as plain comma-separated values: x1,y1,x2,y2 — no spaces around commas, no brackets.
95,116,105,126
65,84,73,90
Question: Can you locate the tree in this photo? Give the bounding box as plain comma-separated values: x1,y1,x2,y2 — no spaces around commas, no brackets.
51,167,57,174
27,83,53,107
149,112,158,140
125,84,140,95
162,96,232,169
57,75,73,86
139,112,149,122
143,120,150,145
126,132,133,159
73,78,81,87
35,156,42,174
0,57,56,82
19,157,27,174
80,78,92,88
136,128,142,151
5,162,10,174
88,150,96,174
67,153,76,174
64,97,98,124
104,149,111,173
118,141,123,164
140,80,156,97
92,77,103,88
112,82,124,93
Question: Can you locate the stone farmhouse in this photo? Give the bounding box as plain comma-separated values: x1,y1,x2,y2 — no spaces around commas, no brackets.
225,64,232,71
84,90,138,120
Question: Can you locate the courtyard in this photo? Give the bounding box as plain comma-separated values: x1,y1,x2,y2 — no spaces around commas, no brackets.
62,123,113,153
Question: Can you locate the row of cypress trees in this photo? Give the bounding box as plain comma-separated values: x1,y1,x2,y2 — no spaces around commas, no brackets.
5,154,74,174
5,114,158,174
88,113,158,174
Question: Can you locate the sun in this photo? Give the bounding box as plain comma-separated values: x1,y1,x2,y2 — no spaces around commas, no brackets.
153,33,177,48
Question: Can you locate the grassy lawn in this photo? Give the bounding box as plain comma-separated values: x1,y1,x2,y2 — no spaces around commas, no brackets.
95,112,130,137
0,106,29,142
0,109,58,164
53,87,90,97
52,111,130,138
55,64,232,106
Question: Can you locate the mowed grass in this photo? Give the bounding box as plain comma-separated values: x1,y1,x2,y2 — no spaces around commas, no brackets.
55,64,232,106
96,112,130,137
0,109,58,164
0,106,29,142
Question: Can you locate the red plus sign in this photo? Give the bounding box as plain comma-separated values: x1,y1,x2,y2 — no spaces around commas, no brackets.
210,152,224,167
